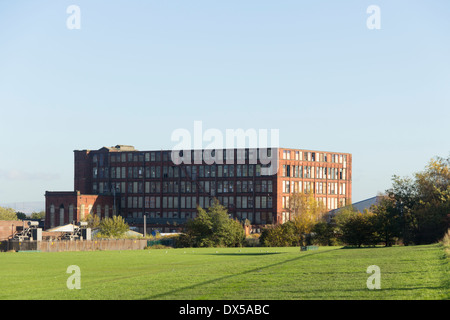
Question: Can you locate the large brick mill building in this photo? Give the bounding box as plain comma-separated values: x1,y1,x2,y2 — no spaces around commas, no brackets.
45,145,352,233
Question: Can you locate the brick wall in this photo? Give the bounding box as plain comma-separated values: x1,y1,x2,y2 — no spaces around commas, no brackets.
1,239,148,252
0,220,23,240
45,191,114,229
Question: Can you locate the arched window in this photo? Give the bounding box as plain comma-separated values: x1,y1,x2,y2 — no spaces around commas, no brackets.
97,205,101,219
50,204,55,227
80,204,85,220
68,204,74,224
59,204,65,226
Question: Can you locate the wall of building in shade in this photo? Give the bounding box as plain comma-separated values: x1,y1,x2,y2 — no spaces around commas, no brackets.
45,145,352,232
44,191,114,230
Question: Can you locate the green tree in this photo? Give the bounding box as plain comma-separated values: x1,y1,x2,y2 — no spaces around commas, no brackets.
97,215,129,238
260,221,298,247
332,205,359,241
340,211,377,247
181,199,245,247
333,205,377,247
387,155,450,244
0,206,18,220
16,211,27,220
311,221,337,246
30,211,45,219
371,196,402,246
83,213,101,229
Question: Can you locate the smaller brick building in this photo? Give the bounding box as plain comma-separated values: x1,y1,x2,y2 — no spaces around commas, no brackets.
44,191,114,230
0,220,23,240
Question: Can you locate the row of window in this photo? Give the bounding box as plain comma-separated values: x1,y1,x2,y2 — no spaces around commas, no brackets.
282,181,347,195
282,165,347,180
95,149,275,166
95,163,348,181
48,204,115,227
236,211,273,225
281,196,347,212
94,150,348,169
94,164,273,180
282,150,348,164
123,195,274,210
93,180,274,195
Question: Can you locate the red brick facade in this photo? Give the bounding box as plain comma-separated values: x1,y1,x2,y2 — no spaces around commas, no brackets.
46,145,352,231
44,191,114,229
275,148,352,223
0,220,23,241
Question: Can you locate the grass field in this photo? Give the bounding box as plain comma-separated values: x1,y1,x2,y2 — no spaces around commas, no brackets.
0,244,448,300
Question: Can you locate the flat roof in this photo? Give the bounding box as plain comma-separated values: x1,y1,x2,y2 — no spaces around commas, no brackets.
75,146,351,155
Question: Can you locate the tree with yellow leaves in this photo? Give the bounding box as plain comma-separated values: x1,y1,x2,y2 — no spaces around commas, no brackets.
288,192,329,246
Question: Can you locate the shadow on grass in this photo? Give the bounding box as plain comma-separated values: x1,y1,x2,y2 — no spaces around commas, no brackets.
202,252,283,256
141,247,340,300
340,246,387,250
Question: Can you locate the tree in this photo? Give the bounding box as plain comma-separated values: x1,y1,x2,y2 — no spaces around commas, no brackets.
340,211,377,247
83,213,101,229
260,221,299,247
333,205,377,247
0,206,18,220
311,221,337,246
16,212,27,220
180,199,245,247
371,196,402,247
30,211,45,220
333,205,358,234
387,155,450,244
413,156,450,243
259,192,329,247
288,192,328,246
97,215,129,238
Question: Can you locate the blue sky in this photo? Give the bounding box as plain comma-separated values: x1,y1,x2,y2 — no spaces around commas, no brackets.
0,1,449,205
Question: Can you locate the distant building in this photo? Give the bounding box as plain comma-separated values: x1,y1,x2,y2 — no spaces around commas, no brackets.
0,220,23,241
44,191,114,230
329,195,383,218
351,196,383,213
45,145,352,233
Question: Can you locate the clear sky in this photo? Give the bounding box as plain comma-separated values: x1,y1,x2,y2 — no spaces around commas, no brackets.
0,1,449,205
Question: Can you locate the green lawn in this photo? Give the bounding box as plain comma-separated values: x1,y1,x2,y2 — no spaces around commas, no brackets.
0,244,448,300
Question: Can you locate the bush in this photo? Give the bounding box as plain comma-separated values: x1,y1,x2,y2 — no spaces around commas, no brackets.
340,212,378,247
260,221,300,247
245,235,261,247
179,199,245,248
311,221,337,246
97,215,129,238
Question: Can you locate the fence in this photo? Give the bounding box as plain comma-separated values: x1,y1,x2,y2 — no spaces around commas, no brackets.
0,239,148,252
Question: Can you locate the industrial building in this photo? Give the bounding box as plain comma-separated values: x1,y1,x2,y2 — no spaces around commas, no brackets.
45,145,352,233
